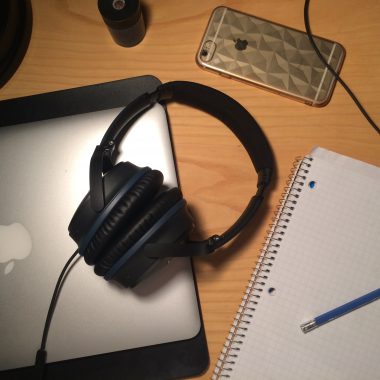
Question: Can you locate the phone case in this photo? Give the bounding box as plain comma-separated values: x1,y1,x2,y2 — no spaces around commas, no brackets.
196,7,345,106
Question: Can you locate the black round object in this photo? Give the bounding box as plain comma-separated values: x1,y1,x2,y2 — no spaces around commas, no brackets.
98,0,145,47
0,0,33,88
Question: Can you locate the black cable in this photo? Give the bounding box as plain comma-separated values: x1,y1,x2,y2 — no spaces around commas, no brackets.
35,249,80,379
304,0,380,135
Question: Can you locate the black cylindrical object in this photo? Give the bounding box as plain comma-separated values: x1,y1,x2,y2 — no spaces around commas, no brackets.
98,0,145,47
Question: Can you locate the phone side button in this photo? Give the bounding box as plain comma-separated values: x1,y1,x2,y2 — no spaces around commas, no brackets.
220,73,231,79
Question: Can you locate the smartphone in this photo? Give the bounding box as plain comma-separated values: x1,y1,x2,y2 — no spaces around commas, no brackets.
196,7,345,106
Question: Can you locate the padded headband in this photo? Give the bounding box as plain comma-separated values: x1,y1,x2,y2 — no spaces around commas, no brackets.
89,81,273,254
99,81,273,171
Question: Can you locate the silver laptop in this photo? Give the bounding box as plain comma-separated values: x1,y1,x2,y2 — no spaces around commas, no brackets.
0,104,201,371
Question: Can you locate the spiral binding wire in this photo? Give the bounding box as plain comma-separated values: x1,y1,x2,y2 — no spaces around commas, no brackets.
212,156,313,379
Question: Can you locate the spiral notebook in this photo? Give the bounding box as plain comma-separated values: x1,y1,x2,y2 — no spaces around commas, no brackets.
213,147,380,380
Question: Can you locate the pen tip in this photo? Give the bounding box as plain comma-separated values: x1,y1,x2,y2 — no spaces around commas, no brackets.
300,320,317,333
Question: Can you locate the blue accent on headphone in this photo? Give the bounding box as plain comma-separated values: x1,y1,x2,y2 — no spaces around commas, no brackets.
104,199,186,280
78,167,150,255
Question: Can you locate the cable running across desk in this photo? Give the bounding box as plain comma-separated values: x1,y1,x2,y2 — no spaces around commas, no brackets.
304,0,380,135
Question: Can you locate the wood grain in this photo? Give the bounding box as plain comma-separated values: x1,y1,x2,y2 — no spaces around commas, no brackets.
1,1,379,378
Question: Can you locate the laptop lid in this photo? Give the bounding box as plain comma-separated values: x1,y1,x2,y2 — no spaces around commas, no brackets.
0,92,201,371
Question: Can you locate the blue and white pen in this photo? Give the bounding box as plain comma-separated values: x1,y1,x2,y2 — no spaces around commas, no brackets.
300,288,380,333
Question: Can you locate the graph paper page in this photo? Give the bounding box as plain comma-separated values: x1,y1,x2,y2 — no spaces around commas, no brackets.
217,147,380,380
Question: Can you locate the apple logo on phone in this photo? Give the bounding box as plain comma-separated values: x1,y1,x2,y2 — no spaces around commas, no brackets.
0,223,32,275
234,38,248,51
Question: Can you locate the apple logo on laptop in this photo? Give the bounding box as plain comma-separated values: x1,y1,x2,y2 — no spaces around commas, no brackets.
0,223,32,275
234,38,248,51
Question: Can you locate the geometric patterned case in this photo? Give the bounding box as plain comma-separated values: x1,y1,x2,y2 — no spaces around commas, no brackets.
196,7,345,106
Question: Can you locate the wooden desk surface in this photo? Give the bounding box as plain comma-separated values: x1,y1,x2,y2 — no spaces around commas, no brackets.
1,0,379,378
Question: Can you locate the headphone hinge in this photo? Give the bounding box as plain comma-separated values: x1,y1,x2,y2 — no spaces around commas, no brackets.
101,140,116,172
207,234,222,253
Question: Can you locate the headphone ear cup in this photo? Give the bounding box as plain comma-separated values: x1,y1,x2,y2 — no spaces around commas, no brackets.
94,188,183,277
83,169,163,265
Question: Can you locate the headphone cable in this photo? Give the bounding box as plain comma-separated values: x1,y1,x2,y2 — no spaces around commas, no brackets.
35,249,80,379
304,0,380,135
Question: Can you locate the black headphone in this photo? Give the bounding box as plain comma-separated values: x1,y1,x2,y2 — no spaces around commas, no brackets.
68,81,274,288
